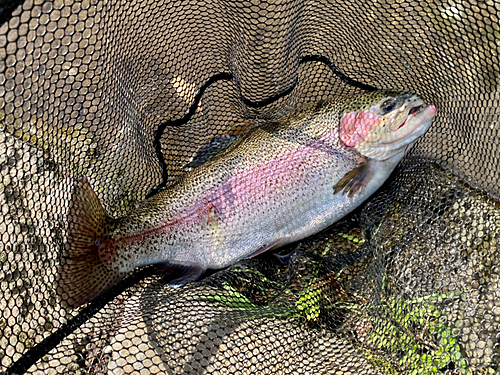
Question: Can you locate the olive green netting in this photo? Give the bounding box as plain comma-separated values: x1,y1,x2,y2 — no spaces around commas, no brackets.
1,0,500,374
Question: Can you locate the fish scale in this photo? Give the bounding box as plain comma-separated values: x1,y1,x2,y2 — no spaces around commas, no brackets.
57,90,436,309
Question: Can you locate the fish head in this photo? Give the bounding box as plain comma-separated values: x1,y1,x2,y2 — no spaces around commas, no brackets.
339,91,436,160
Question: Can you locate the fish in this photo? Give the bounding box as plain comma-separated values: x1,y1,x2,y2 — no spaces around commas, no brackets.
57,91,436,308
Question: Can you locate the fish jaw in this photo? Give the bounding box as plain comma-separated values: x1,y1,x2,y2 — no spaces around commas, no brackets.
386,97,425,132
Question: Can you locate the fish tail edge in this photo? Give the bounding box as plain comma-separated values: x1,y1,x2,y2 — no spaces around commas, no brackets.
57,178,122,309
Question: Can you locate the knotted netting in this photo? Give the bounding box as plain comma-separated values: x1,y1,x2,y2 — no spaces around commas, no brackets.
1,0,500,374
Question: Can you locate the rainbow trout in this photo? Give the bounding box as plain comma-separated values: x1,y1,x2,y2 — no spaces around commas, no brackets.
58,91,436,308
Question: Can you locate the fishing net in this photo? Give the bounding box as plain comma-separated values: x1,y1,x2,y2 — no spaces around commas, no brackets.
1,0,499,373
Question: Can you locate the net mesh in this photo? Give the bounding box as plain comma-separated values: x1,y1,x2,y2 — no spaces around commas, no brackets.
1,0,500,373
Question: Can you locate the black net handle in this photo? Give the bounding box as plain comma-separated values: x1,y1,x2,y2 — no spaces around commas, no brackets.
0,0,25,26
3,268,156,375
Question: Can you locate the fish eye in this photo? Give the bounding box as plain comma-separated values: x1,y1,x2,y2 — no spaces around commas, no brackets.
380,98,399,114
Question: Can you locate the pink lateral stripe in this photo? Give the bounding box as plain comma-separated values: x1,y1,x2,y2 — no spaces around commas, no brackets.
119,128,343,247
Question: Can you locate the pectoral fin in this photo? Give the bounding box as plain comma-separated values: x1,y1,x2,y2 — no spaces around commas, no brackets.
333,160,375,198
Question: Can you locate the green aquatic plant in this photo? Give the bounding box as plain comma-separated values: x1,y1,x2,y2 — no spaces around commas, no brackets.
197,281,298,320
362,284,475,374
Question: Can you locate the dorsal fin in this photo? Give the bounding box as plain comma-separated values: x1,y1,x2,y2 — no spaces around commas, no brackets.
185,134,238,168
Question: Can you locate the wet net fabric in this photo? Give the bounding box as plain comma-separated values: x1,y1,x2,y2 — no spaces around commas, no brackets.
1,0,500,374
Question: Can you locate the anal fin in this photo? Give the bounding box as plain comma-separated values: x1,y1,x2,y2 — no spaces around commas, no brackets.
273,249,296,264
156,261,206,287
333,160,375,198
246,240,283,259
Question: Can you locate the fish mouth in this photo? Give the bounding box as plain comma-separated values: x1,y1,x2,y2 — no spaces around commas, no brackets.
397,104,424,130
389,98,424,132
384,101,436,145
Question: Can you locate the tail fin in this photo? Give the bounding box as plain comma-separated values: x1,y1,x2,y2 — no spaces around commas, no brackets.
57,178,123,309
